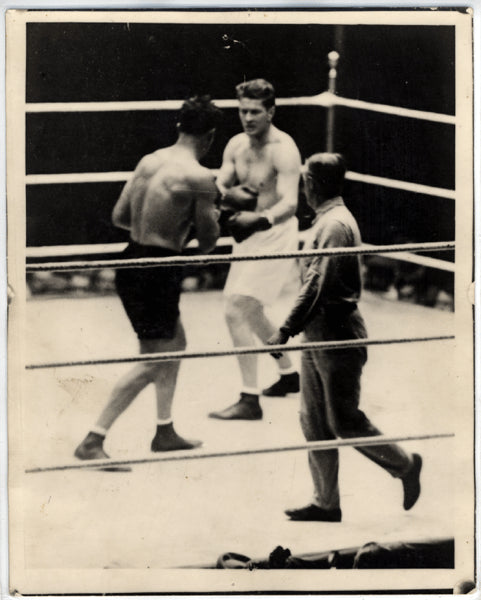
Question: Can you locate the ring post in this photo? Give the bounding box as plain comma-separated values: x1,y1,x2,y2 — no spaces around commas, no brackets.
326,50,340,152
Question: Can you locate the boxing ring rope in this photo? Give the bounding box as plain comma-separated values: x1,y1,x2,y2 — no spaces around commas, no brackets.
26,334,454,371
24,169,456,201
25,432,454,474
26,238,455,273
24,94,330,114
25,90,455,124
344,172,455,200
26,240,454,273
331,94,456,125
361,243,454,272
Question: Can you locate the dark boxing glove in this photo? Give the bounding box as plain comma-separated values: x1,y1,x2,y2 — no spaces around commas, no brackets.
227,211,272,243
220,185,258,212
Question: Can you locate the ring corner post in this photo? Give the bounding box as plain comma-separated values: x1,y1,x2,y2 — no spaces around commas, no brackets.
326,50,340,153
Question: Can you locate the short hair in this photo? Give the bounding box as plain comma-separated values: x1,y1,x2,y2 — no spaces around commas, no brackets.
236,79,276,109
178,95,222,135
306,153,347,198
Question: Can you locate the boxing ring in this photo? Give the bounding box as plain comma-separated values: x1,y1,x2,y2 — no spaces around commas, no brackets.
24,240,455,474
19,51,462,570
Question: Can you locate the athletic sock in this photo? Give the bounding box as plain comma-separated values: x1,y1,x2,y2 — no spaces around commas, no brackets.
241,387,259,396
277,366,297,376
90,425,107,438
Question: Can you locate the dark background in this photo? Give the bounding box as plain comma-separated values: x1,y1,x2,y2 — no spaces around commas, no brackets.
25,21,455,249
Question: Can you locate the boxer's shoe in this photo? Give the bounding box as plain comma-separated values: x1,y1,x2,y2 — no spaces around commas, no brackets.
151,423,202,452
285,504,342,522
74,432,131,472
402,453,422,510
208,393,262,420
262,372,300,397
75,432,109,460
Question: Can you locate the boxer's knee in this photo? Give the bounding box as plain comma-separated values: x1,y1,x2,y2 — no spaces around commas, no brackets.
225,294,261,327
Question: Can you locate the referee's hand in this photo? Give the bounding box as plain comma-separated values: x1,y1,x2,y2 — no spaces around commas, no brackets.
267,330,289,358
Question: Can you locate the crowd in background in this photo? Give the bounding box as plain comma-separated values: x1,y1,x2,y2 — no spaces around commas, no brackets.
26,255,454,312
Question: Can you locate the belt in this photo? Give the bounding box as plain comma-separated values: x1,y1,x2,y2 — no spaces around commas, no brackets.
323,303,358,315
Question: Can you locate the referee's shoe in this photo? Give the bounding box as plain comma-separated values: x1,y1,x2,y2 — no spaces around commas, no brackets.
262,372,300,397
402,453,422,510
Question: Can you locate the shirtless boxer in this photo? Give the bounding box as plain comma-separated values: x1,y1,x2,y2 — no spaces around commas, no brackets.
75,96,222,460
209,79,302,421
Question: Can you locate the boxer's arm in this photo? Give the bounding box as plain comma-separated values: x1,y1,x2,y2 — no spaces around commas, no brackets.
264,141,301,225
112,155,156,230
112,177,134,230
216,139,238,194
194,174,221,254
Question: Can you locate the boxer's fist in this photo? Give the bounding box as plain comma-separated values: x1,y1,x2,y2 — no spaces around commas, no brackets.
220,185,258,212
227,211,271,243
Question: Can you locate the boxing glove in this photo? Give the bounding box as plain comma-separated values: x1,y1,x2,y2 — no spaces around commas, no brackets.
220,185,258,212
227,211,272,243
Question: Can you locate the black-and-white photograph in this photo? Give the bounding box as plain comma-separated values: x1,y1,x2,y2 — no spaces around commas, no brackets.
5,8,474,595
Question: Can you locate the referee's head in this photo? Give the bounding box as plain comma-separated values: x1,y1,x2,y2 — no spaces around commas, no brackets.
302,153,346,204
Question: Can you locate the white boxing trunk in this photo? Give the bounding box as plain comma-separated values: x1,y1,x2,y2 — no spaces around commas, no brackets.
223,216,299,306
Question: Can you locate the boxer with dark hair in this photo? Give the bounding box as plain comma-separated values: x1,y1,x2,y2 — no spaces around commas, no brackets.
75,96,222,462
268,153,422,521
